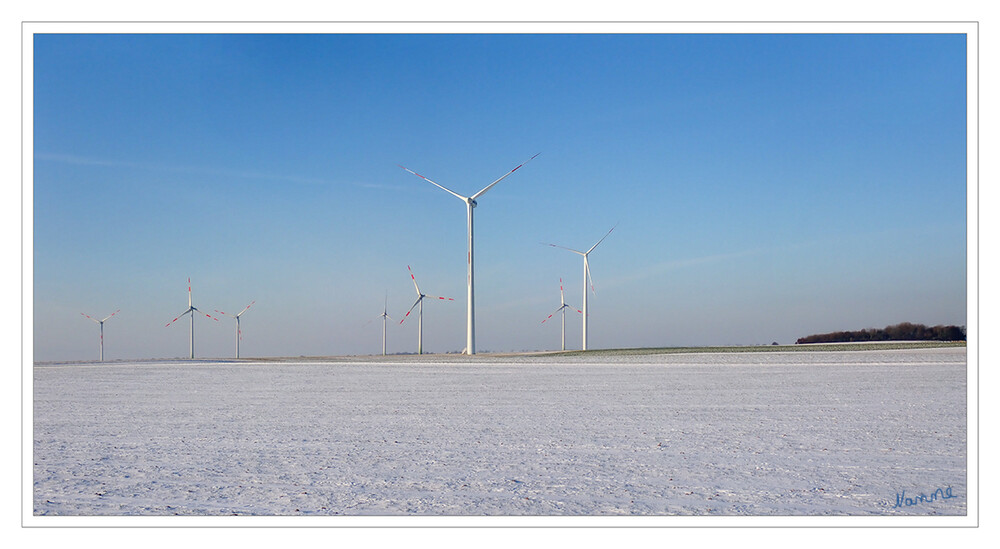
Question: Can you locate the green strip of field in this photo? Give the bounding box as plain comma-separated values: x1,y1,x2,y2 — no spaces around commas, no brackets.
545,340,966,357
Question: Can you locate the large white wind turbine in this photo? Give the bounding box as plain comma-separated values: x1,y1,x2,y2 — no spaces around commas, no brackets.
81,309,120,362
400,265,453,355
398,153,539,355
544,224,617,351
165,278,219,359
215,301,255,359
540,278,581,352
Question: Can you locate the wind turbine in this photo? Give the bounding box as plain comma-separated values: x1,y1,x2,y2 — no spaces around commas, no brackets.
165,278,219,359
215,301,255,359
540,278,581,352
80,309,119,362
544,224,617,351
364,293,394,356
398,153,539,355
400,265,453,355
378,295,394,356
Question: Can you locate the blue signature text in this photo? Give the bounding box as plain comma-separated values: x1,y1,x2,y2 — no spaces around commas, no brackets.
893,486,956,508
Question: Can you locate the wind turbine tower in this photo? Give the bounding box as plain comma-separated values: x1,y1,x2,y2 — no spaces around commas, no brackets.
370,294,395,356
540,278,581,351
215,301,255,359
81,309,119,362
398,153,538,354
545,224,617,351
400,265,453,355
165,278,219,359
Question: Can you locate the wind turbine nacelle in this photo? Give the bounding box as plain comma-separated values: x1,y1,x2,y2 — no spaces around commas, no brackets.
468,198,478,208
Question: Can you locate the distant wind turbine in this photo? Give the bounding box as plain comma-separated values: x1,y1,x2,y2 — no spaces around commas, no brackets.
398,153,539,355
544,223,617,351
379,294,395,356
80,309,119,362
400,265,453,355
540,278,582,352
165,278,219,359
364,293,394,356
215,301,255,359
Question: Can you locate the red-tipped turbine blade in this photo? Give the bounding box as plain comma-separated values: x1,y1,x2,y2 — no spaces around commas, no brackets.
470,153,540,201
398,164,467,201
165,309,190,328
400,297,421,324
407,265,421,295
237,301,255,317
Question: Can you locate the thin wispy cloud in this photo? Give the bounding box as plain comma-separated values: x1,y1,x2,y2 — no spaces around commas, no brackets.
35,152,397,190
602,247,769,291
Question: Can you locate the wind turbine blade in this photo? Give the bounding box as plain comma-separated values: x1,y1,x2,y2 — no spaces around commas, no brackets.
541,305,565,324
586,261,596,294
423,294,455,301
188,278,192,308
586,223,618,254
237,301,255,317
165,309,192,327
407,265,422,296
81,313,100,324
201,310,220,321
398,165,468,201
400,297,422,324
214,309,231,317
542,242,586,255
470,152,540,201
100,309,120,323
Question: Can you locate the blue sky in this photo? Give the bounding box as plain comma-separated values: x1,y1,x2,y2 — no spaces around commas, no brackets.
31,32,968,361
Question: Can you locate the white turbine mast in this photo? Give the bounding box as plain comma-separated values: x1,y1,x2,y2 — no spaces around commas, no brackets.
544,223,617,351
215,300,255,359
398,153,539,355
540,278,581,352
165,278,219,359
80,309,120,362
364,293,395,355
378,294,394,356
399,265,453,355
363,292,396,356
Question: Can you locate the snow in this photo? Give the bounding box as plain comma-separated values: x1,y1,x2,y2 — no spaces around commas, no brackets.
31,347,967,518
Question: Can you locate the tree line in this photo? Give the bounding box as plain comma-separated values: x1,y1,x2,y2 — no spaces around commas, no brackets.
796,322,966,344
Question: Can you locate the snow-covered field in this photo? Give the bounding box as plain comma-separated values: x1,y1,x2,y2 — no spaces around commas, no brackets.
31,347,967,518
